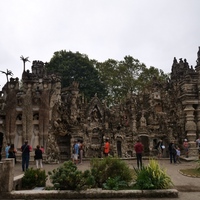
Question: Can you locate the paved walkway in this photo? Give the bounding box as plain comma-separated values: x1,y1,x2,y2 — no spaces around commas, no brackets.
13,158,200,199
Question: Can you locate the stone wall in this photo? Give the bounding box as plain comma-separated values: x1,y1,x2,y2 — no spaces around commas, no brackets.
1,48,200,161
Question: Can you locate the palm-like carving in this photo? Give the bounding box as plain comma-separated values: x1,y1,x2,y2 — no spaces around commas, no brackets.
20,55,30,72
0,69,13,82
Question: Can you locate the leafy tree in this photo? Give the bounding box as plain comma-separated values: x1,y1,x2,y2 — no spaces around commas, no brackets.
137,66,169,91
96,56,169,105
45,50,107,100
95,56,146,104
46,51,168,104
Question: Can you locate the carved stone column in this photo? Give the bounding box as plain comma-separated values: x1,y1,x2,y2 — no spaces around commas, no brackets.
184,104,197,157
22,85,33,142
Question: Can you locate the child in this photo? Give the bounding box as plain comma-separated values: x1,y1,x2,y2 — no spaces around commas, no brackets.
176,147,181,164
35,145,43,169
183,139,189,158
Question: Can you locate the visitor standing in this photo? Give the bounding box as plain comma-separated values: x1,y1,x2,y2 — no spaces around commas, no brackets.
5,143,10,158
176,147,181,163
8,144,17,164
196,136,200,149
168,141,176,164
156,140,164,158
196,137,200,158
134,139,144,169
71,141,76,163
103,138,110,157
73,140,79,165
21,140,31,171
183,139,189,158
35,145,43,169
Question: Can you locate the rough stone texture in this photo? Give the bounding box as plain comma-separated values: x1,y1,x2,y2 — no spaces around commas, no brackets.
0,189,178,199
0,48,200,161
0,159,14,192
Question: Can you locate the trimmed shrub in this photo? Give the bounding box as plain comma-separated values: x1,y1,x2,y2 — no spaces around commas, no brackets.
195,159,200,171
48,161,95,190
134,159,173,189
90,157,133,188
22,168,47,189
103,176,128,190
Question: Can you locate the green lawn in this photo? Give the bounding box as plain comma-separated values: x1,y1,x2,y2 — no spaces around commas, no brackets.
180,168,200,177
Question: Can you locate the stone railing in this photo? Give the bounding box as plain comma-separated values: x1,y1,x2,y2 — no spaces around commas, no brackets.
0,159,14,192
0,158,24,191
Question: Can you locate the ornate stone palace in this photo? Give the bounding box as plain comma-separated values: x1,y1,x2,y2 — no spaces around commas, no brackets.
0,47,200,162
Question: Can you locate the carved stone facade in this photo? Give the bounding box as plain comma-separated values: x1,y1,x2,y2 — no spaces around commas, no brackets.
1,47,200,161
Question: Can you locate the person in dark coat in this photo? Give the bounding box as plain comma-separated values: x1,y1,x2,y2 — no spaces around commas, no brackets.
35,145,43,169
8,143,17,164
168,141,176,164
21,140,31,171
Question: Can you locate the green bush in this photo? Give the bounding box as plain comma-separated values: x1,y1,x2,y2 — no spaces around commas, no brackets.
48,161,95,190
103,176,128,190
22,168,47,189
134,159,173,189
90,157,133,188
195,158,200,171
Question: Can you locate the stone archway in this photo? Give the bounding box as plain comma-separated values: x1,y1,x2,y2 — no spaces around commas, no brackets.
57,134,71,160
117,140,122,157
139,135,149,156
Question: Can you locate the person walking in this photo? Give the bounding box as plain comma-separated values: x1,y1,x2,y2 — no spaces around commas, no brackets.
103,138,110,157
168,141,176,164
35,145,43,169
176,147,181,164
183,139,189,158
5,143,10,158
134,139,144,169
196,136,200,158
73,140,79,165
21,140,31,171
196,136,200,147
8,143,17,164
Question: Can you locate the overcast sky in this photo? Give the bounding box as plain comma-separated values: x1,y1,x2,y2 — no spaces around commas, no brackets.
0,0,200,90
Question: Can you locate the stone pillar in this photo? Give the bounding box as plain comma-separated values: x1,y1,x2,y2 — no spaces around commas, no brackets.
184,104,197,157
0,159,14,192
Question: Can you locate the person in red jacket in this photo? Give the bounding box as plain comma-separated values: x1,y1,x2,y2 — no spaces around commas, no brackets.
104,138,110,157
134,139,144,169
